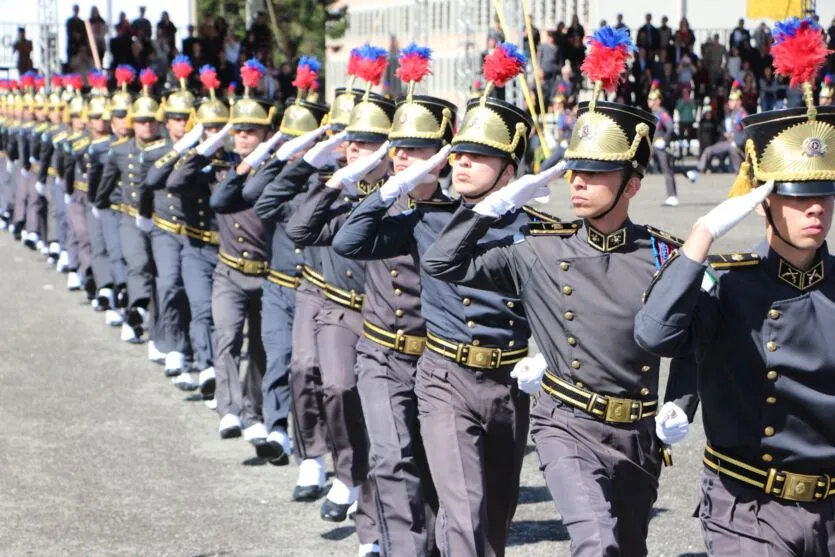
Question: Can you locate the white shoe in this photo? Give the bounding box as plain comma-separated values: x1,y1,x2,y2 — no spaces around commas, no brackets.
56,251,69,273
297,456,326,488
204,398,217,410
49,241,61,256
218,414,242,438
266,429,293,457
243,422,268,443
120,323,139,342
105,309,123,327
348,500,358,520
37,240,47,255
0,220,6,231
67,272,82,290
198,367,216,399
358,543,379,556
663,196,680,207
326,478,359,506
173,370,198,391
164,351,185,376
20,229,27,242
148,340,166,364
686,169,699,183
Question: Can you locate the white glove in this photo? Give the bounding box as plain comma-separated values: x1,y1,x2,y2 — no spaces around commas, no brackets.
697,180,774,240
35,181,45,195
327,141,390,189
379,146,452,203
195,122,233,157
173,123,205,154
654,138,666,150
29,156,37,165
276,126,327,162
302,131,348,169
20,168,29,178
5,160,12,173
474,160,567,218
91,206,100,219
64,193,72,205
655,401,689,445
243,131,287,168
510,353,547,394
135,215,154,232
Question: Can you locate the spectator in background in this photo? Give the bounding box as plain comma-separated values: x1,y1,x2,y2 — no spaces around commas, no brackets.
673,18,695,63
753,22,772,51
675,87,697,143
829,17,835,50
702,33,727,87
727,47,742,82
487,15,504,47
249,12,272,58
13,27,33,74
631,47,654,83
729,18,750,51
522,15,540,58
116,12,128,31
537,30,559,108
157,12,177,53
70,43,94,77
133,7,152,43
614,13,629,35
741,72,758,114
759,66,779,111
223,32,242,70
199,16,221,67
108,21,133,71
66,4,85,64
182,25,199,63
568,14,584,41
637,13,660,53
154,28,173,70
215,16,229,43
658,16,673,55
89,7,107,60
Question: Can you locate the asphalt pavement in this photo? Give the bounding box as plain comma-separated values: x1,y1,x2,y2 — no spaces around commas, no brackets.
1,171,825,556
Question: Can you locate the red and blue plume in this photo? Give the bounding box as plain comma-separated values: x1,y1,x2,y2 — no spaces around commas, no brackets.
139,68,158,88
395,42,432,84
355,43,388,86
732,79,741,89
651,79,660,89
88,70,107,90
65,74,84,91
20,71,35,89
0,80,7,91
35,76,46,90
772,17,831,88
483,42,527,88
241,58,266,90
581,26,634,93
199,65,220,91
292,56,320,91
347,48,362,77
9,80,18,91
557,83,566,93
51,74,63,89
227,82,237,94
171,54,193,81
115,65,136,87
825,74,833,85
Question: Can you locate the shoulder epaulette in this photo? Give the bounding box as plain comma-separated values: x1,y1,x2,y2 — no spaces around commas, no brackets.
92,136,112,145
35,122,49,133
143,139,166,151
52,131,68,143
154,148,180,168
645,225,685,247
527,219,581,236
67,131,84,142
707,252,761,270
21,122,34,129
72,137,91,151
49,124,60,132
110,136,129,148
521,205,561,223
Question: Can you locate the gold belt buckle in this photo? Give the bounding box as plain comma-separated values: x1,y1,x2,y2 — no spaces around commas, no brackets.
779,471,821,502
604,396,635,424
464,345,499,369
395,331,426,356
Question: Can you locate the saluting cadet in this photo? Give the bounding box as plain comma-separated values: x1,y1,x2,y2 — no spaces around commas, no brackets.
332,43,554,557
95,69,162,353
162,64,235,401
687,80,747,183
238,57,330,465
208,59,273,442
422,28,699,557
635,18,835,555
38,75,69,267
2,81,22,233
253,77,360,502
648,80,680,207
58,80,87,290
25,75,49,253
285,45,396,557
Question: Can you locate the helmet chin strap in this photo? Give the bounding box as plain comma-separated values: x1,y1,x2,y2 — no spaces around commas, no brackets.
761,200,804,251
467,160,511,203
589,167,633,220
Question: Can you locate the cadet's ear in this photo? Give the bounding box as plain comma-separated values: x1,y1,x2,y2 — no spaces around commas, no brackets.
623,174,642,199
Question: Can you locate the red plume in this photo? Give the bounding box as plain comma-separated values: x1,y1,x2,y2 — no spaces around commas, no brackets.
772,18,832,89
241,59,266,90
114,66,136,88
292,67,319,91
395,43,432,84
20,73,35,89
35,76,46,90
580,27,634,93
51,75,63,88
355,45,388,86
347,49,361,77
88,72,107,90
483,43,527,88
67,74,84,91
9,80,18,90
171,55,193,81
139,69,158,88
200,68,220,91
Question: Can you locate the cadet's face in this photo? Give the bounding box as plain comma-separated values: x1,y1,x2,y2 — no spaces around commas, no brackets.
728,98,739,110
133,120,159,141
166,117,187,141
346,140,384,164
89,116,109,134
35,108,46,120
762,195,834,250
48,109,61,124
821,96,832,107
392,146,437,174
71,116,85,131
452,152,511,201
203,124,223,138
569,170,640,217
111,115,128,137
234,128,266,156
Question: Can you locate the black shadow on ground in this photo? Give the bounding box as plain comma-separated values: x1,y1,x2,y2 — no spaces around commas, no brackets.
507,519,569,545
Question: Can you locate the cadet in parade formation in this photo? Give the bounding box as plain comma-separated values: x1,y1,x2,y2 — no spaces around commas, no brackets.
5,17,835,557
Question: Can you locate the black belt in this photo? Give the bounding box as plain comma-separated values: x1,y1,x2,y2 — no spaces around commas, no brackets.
541,371,657,424
219,250,269,276
363,320,426,356
302,265,326,289
704,445,835,503
267,269,301,289
323,283,364,312
425,331,527,370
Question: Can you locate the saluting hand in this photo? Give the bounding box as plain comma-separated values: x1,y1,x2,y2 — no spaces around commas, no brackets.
195,122,233,157
302,130,347,169
173,123,205,154
276,125,328,162
378,145,451,203
327,141,390,189
474,160,567,218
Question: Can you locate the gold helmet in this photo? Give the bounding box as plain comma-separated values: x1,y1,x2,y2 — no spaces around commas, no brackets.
161,55,196,128
195,65,229,126
86,70,111,120
131,68,162,122
111,65,136,117
344,44,395,143
229,59,275,130
279,57,328,137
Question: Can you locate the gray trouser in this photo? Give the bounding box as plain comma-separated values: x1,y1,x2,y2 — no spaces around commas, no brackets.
87,207,112,288
12,166,30,226
48,176,68,246
212,263,265,428
415,350,529,557
150,228,190,355
699,469,835,556
289,280,329,460
26,173,47,240
652,148,677,197
100,209,127,287
118,213,154,308
66,191,91,279
261,280,295,433
356,337,438,557
698,140,742,173
182,238,218,371
315,300,377,545
530,395,661,557
0,159,16,216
